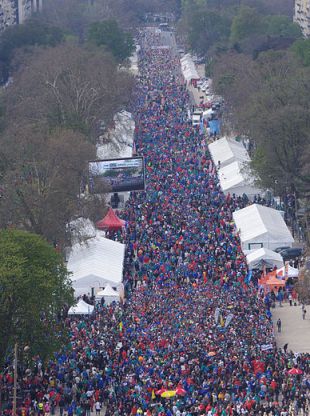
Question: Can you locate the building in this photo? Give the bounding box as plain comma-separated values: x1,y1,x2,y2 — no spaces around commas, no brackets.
294,0,310,37
0,0,43,32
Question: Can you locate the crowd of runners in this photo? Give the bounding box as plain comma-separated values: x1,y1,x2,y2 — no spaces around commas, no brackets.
0,28,309,416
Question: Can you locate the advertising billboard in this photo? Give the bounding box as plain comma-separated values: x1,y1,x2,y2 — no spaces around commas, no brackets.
89,157,145,193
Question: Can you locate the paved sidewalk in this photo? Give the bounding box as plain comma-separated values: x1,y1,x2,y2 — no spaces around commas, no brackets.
272,303,310,353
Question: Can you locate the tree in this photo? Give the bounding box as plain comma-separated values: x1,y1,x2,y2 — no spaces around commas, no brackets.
262,15,301,38
291,39,310,67
0,126,106,247
0,19,64,84
88,20,134,62
230,6,263,45
4,43,134,140
0,229,74,368
186,9,231,55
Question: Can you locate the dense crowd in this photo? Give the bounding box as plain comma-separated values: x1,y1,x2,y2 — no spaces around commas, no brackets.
0,28,309,416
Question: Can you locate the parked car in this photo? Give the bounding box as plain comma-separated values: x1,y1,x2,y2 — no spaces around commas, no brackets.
279,247,303,261
274,246,290,253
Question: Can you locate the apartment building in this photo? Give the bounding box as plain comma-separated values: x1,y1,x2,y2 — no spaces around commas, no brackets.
0,0,43,32
294,0,310,37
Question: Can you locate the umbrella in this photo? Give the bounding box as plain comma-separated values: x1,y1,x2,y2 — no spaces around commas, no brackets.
175,387,186,396
287,368,303,375
155,388,167,395
161,390,176,398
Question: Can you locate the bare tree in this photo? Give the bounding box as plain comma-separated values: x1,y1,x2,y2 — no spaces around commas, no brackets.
5,43,134,142
0,125,106,247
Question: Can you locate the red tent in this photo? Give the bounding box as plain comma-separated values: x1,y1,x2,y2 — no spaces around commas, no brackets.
96,208,125,231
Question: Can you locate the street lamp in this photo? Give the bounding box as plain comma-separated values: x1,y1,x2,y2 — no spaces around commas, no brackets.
12,344,29,416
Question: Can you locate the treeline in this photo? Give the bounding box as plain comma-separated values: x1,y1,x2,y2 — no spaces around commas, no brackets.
179,0,310,238
0,0,137,248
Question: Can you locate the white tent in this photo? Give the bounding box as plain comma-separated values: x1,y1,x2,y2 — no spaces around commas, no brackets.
68,299,94,315
96,110,135,207
67,236,125,294
277,264,299,278
233,204,294,251
246,248,284,270
129,44,140,76
180,54,200,82
97,110,135,160
95,284,120,305
209,137,250,168
218,161,261,199
67,218,96,245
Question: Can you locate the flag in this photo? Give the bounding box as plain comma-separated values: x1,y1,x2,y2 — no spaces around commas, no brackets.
214,308,220,324
151,390,156,400
220,314,225,327
245,270,252,285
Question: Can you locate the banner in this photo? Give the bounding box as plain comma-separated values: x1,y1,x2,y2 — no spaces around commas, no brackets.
245,270,252,285
214,308,220,324
261,344,273,352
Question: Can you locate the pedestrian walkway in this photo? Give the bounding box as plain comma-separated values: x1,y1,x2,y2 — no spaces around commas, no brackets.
273,303,310,353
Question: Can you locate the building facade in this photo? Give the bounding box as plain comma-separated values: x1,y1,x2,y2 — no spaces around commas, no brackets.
0,0,43,32
294,0,310,37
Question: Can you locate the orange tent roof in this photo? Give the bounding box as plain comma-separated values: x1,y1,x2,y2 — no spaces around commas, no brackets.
265,276,285,286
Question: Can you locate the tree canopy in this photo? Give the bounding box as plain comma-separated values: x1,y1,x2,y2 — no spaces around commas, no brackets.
0,20,64,84
0,229,74,368
3,43,134,139
88,20,134,61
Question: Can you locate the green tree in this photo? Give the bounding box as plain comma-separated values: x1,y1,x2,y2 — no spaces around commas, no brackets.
88,20,134,61
187,9,231,55
0,229,74,368
0,20,64,83
230,6,263,45
291,39,310,66
263,15,301,38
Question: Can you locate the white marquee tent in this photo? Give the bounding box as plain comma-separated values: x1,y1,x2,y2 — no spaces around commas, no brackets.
97,110,135,160
233,204,294,251
180,54,200,82
68,299,94,315
95,284,120,305
209,137,250,168
246,247,284,270
277,264,299,278
218,161,261,199
67,236,125,295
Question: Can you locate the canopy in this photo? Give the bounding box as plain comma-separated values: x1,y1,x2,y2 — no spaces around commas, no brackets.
209,137,250,168
96,110,135,160
95,284,120,305
180,54,200,82
233,204,294,251
277,264,299,278
67,236,125,294
68,217,96,244
68,299,94,315
246,248,284,270
218,161,261,199
96,208,125,231
265,275,285,288
208,119,220,135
